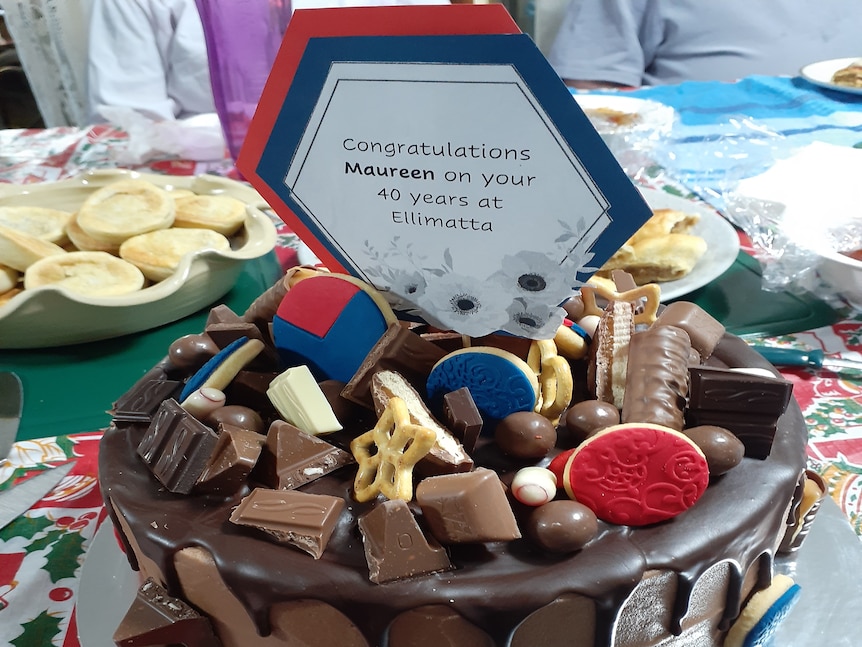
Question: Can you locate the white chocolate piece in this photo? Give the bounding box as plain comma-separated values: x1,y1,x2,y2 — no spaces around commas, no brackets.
511,466,558,507
181,387,226,419
267,365,343,436
729,367,778,379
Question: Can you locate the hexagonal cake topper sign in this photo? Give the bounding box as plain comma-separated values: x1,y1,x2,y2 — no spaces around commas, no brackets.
239,5,653,340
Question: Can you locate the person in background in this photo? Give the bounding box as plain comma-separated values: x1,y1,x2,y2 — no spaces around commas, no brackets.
548,0,862,89
87,0,451,124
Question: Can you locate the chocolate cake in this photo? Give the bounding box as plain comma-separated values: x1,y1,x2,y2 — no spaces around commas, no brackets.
98,274,809,647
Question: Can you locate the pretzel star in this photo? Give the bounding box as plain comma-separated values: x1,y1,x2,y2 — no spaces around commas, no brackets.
528,339,574,422
350,396,436,503
580,282,661,325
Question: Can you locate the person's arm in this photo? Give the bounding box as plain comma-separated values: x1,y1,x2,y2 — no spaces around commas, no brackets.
548,0,649,89
87,0,178,122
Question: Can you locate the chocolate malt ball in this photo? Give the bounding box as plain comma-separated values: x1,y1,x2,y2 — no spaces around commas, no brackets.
495,411,557,459
529,500,598,553
565,400,620,443
683,425,745,476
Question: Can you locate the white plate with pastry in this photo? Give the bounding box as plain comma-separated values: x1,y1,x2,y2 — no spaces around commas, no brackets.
631,187,739,302
799,57,862,96
0,169,277,348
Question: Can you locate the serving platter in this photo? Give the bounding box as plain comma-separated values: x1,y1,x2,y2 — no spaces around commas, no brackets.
636,187,740,302
0,170,277,348
799,57,862,96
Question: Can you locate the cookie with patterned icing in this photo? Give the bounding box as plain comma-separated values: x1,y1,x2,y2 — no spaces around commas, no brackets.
426,347,538,422
559,422,709,526
724,573,801,647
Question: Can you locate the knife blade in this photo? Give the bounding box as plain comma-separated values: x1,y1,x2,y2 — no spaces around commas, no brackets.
0,462,75,531
750,345,862,373
0,372,23,459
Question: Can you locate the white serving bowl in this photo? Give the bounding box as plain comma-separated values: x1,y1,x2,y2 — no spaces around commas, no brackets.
0,169,278,348
816,247,862,309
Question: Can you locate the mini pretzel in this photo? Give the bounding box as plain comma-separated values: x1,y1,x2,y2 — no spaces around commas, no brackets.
527,339,574,422
350,396,436,503
580,282,660,325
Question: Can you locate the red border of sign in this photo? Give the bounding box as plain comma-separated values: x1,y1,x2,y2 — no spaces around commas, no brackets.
237,5,521,271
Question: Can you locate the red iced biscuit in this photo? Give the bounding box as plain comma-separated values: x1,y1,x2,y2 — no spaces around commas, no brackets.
561,423,709,526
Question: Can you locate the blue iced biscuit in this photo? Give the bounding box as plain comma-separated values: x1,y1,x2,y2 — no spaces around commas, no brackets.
180,337,248,402
725,573,801,647
426,347,538,422
272,274,396,383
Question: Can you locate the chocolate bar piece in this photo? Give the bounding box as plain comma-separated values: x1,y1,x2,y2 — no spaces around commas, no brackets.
196,424,266,494
254,420,353,490
113,578,218,647
358,499,452,584
622,324,692,431
416,468,521,544
656,301,725,360
686,366,793,459
112,378,182,424
442,387,483,455
229,487,344,559
343,323,446,408
136,399,219,494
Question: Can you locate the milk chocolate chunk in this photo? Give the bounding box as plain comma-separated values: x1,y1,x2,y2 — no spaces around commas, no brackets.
206,303,243,326
229,487,344,559
442,387,483,454
111,378,182,423
205,405,265,434
656,301,725,360
686,366,792,459
416,468,521,544
358,499,452,584
509,594,596,647
136,399,219,494
195,424,265,494
387,605,494,647
223,369,279,417
622,324,691,431
255,420,353,490
342,323,446,408
112,578,219,647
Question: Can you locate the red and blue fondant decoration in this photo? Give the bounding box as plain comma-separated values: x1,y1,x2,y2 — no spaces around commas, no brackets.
272,273,396,383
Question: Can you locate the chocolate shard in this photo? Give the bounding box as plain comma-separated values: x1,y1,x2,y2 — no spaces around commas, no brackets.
358,499,452,584
111,379,182,424
442,387,483,455
206,303,244,327
195,424,266,494
254,420,353,490
686,366,793,459
415,468,521,544
342,323,446,408
229,487,344,559
223,369,279,419
136,399,219,494
112,577,220,647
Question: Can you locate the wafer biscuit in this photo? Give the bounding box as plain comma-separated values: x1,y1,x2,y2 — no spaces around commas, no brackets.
76,179,174,246
119,227,231,282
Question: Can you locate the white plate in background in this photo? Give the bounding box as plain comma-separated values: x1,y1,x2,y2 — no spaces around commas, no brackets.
800,57,862,96
636,187,740,301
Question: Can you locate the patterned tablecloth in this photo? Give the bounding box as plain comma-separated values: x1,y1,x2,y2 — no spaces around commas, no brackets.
1,75,861,646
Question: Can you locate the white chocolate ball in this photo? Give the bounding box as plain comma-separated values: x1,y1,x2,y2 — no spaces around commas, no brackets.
181,386,226,419
577,314,600,339
512,466,558,507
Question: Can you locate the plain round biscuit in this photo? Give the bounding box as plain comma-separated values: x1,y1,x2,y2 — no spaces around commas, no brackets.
0,263,19,293
0,205,72,246
0,287,22,306
119,227,231,282
65,211,121,254
0,223,68,272
76,179,175,245
24,250,146,297
173,195,247,236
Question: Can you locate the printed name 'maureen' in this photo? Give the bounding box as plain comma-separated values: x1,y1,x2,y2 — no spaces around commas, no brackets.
345,161,434,180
